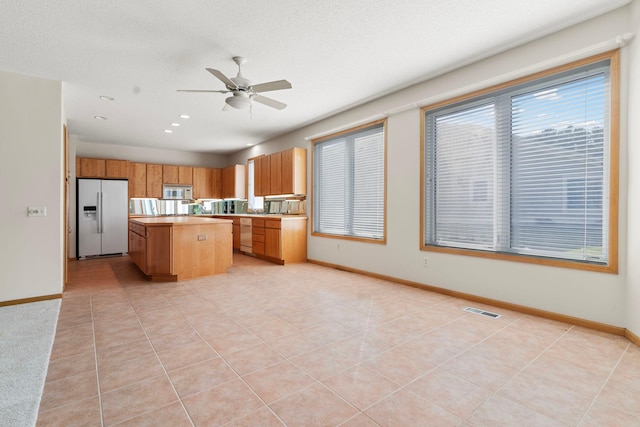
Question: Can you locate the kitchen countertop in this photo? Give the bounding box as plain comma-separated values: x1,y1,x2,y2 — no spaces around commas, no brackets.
130,214,307,220
130,216,233,226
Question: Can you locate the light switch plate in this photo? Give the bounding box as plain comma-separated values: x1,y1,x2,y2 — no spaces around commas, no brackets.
27,206,47,217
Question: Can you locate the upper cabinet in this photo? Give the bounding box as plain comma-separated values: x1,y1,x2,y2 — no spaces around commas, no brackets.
193,167,212,199
77,158,129,179
178,166,193,185
281,148,306,195
105,159,129,178
222,164,246,199
162,165,179,184
146,164,163,198
255,155,270,197
129,162,147,197
211,168,222,199
251,148,307,197
269,152,282,196
77,157,105,177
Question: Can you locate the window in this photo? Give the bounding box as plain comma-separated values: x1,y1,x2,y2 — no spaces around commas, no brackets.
422,51,618,272
247,158,264,212
312,120,386,241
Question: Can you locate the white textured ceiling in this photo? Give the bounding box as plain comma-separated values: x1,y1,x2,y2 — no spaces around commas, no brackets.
0,0,630,154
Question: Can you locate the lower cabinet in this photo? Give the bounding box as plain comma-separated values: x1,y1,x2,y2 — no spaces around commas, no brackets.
128,222,147,272
128,219,232,281
252,218,265,255
248,217,306,264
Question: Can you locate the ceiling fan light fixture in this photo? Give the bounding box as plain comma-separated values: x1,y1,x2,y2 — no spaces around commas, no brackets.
225,95,251,110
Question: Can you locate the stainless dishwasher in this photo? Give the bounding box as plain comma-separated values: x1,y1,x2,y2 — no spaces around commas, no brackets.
240,218,252,253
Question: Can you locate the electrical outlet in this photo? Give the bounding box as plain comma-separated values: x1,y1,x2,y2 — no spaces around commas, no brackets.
197,234,207,241
27,206,46,217
337,243,340,251
423,257,429,267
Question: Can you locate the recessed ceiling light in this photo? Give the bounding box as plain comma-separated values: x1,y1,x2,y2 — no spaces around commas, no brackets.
99,96,114,101
94,116,107,120
164,129,173,133
246,143,254,146
170,122,180,127
179,114,190,119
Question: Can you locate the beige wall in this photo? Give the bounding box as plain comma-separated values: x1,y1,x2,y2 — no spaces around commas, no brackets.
0,70,63,302
230,6,636,329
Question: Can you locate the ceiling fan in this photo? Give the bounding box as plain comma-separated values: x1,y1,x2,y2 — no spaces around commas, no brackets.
178,56,292,111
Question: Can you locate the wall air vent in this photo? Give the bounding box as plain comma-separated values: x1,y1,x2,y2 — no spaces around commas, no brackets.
463,307,501,318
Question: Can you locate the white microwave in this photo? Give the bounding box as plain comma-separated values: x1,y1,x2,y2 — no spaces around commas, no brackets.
162,184,193,200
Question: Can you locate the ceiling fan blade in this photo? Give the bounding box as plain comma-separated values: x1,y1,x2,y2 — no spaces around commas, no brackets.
251,79,292,93
177,89,230,93
253,94,287,110
206,68,238,89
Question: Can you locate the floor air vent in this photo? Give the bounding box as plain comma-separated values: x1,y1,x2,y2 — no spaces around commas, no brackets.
463,307,501,318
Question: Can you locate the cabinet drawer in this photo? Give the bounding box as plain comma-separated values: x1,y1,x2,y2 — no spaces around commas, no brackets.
252,218,265,227
253,241,265,255
265,219,281,229
252,233,265,243
252,226,265,235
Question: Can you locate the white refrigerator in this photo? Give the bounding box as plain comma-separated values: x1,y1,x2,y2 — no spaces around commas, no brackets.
77,179,129,259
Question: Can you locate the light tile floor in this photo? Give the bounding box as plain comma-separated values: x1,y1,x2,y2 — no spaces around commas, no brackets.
36,254,640,426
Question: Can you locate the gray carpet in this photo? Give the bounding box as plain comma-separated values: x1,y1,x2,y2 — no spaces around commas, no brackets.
0,299,60,427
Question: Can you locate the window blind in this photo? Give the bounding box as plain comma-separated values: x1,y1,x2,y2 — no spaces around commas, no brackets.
313,122,385,240
424,60,610,265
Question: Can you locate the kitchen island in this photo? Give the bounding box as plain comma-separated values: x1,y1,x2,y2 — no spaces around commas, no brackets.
129,216,232,281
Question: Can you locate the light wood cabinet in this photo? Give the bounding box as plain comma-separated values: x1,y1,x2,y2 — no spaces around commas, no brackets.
178,166,193,185
269,152,282,196
76,157,106,177
128,222,147,272
76,157,131,179
211,168,222,199
162,165,179,184
265,219,281,259
250,148,307,197
193,167,213,199
129,218,232,281
146,164,163,198
105,159,129,178
254,156,269,197
129,162,147,197
252,218,265,255
281,147,307,195
222,164,246,199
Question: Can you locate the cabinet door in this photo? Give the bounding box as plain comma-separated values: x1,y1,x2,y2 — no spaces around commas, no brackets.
269,152,282,195
211,168,222,199
178,166,193,185
76,157,106,177
282,147,307,195
221,166,233,199
221,165,246,199
256,156,270,196
193,167,212,199
129,162,147,197
163,165,179,184
105,159,129,178
146,164,163,198
265,227,281,259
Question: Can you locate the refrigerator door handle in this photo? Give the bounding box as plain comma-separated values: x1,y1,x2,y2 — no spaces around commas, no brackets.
97,192,103,234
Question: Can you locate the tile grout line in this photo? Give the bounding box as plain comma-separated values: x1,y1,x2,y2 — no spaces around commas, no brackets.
89,295,106,427
119,290,197,427
161,289,290,426
576,341,631,426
